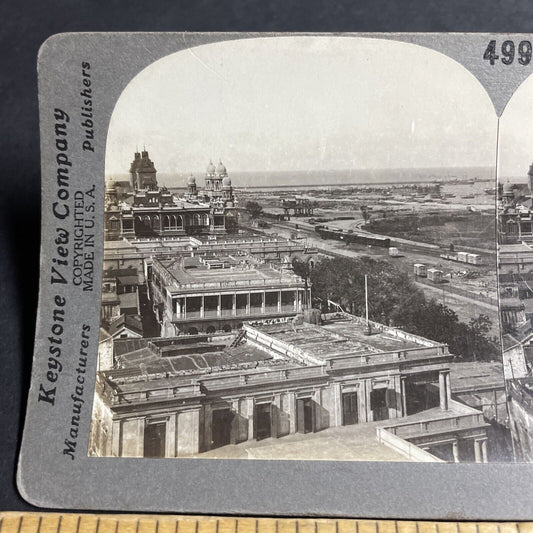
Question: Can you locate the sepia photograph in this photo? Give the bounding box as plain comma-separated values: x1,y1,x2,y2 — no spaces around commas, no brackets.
497,70,533,463
89,36,508,462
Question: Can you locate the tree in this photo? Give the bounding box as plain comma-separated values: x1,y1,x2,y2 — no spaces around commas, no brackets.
292,256,313,307
292,256,312,281
360,205,371,224
309,256,499,361
245,201,263,219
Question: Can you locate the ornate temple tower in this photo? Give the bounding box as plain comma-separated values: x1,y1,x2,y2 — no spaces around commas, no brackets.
214,161,227,194
205,160,216,193
502,181,515,207
129,151,141,189
204,160,229,202
222,176,234,206
187,174,198,197
129,150,157,190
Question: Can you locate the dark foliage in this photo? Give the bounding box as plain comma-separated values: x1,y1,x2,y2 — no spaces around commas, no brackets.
245,200,263,219
309,256,499,361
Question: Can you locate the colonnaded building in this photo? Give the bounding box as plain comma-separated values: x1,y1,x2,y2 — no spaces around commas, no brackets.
150,254,311,336
90,313,491,463
104,150,237,240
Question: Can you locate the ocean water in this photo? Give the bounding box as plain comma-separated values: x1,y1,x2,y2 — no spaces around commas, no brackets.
109,166,494,190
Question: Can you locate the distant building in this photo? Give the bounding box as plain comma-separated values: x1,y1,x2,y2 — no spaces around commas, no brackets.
107,314,143,340
499,242,533,275
450,362,507,425
100,267,141,326
89,313,490,462
498,163,533,245
507,378,533,462
103,234,316,276
281,197,314,219
104,151,235,241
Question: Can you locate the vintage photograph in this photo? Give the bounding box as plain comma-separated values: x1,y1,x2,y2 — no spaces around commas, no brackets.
497,71,533,463
89,36,509,462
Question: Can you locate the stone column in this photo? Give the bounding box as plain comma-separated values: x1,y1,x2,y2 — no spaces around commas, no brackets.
391,376,400,419
365,381,372,423
278,290,282,313
166,414,177,458
175,298,181,319
246,292,251,315
136,418,145,457
217,294,221,317
445,371,452,406
191,408,201,455
177,409,201,456
314,388,323,431
288,392,297,433
262,291,266,314
204,405,212,451
230,400,240,444
333,383,342,427
293,290,298,312
200,295,205,318
183,297,187,320
272,394,281,438
232,294,237,317
111,420,121,457
474,439,483,463
452,439,459,463
481,439,488,463
401,377,407,417
439,371,449,411
245,398,255,441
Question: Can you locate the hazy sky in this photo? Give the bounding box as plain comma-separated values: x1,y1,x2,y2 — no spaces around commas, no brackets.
499,72,533,179
106,36,498,177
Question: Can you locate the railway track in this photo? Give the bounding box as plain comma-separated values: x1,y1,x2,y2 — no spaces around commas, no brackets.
266,219,496,263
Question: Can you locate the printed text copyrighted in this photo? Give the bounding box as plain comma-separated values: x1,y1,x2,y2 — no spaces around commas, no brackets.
37,61,97,461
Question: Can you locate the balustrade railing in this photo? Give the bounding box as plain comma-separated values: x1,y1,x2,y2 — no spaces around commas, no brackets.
384,412,486,438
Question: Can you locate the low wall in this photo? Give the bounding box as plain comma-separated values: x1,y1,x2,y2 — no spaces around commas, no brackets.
376,427,443,462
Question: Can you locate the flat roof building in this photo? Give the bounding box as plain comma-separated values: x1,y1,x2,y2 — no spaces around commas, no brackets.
151,255,310,336
90,313,489,462
507,378,533,462
103,234,317,278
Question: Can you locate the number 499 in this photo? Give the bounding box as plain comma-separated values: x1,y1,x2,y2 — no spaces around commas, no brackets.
483,40,532,66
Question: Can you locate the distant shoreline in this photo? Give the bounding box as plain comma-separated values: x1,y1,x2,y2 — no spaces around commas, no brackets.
107,166,495,189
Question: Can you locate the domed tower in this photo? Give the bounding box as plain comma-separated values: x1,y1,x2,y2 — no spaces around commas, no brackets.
502,181,515,207
205,160,216,192
215,160,227,192
187,174,197,197
222,176,234,204
105,180,119,207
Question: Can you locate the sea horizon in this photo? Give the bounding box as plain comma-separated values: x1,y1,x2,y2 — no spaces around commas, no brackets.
106,165,495,189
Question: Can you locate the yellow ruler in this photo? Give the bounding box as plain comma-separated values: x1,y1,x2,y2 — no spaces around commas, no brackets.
0,514,531,533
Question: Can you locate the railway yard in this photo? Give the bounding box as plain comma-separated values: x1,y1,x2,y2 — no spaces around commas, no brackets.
238,179,499,336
